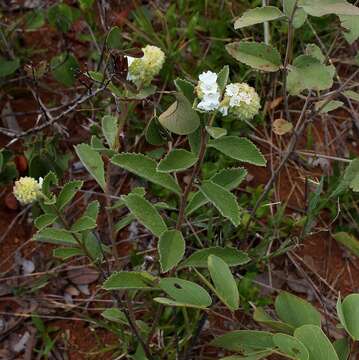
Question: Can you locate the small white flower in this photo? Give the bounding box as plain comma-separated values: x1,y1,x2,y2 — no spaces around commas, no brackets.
199,71,218,87
197,92,220,112
13,177,43,205
222,82,261,120
225,83,240,97
219,105,229,116
196,70,221,112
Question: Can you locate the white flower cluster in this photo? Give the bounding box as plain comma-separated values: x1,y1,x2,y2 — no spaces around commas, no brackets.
13,176,43,205
196,71,221,112
195,70,260,120
126,45,165,88
219,82,260,120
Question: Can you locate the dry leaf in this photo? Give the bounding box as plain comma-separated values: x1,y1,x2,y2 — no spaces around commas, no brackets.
269,97,283,110
67,267,99,285
273,118,293,135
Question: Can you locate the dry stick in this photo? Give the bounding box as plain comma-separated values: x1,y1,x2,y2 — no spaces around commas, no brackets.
244,69,359,239
4,80,112,148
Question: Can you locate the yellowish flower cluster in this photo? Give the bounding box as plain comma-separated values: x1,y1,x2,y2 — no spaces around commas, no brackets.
127,45,165,87
219,82,260,120
13,177,43,205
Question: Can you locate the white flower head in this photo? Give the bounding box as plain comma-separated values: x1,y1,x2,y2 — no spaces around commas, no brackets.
13,176,43,205
196,70,221,112
197,92,220,112
127,45,165,87
221,82,260,120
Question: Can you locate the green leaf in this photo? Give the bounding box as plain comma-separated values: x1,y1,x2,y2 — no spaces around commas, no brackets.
188,127,201,157
340,15,359,44
102,115,118,149
34,213,58,230
157,149,197,173
186,167,247,215
205,126,227,139
333,338,350,360
53,247,83,260
103,272,156,290
34,228,77,246
273,333,309,360
315,100,343,113
47,3,78,32
217,65,230,93
114,214,135,232
106,26,122,49
78,0,94,10
211,330,274,352
294,325,339,360
26,10,45,30
0,58,20,78
101,308,127,324
283,0,307,28
220,351,273,360
337,294,359,340
305,44,326,63
83,232,104,261
287,55,334,95
345,159,359,192
174,78,195,102
42,171,58,199
199,181,241,226
180,247,250,268
343,90,359,102
50,53,79,87
158,230,186,273
158,278,212,308
83,200,100,220
253,307,295,333
122,193,167,237
111,153,181,194
158,93,200,135
71,216,97,232
333,232,359,257
275,292,321,328
226,41,282,72
208,255,239,311
208,136,266,166
75,144,106,191
145,117,167,145
299,0,359,17
234,6,284,29
56,180,83,210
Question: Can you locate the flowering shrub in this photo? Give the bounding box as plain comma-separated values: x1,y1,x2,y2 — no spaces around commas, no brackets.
2,0,359,359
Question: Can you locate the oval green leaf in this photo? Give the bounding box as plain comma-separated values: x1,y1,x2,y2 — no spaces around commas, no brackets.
208,136,266,166
208,255,239,311
158,93,200,135
226,41,282,72
122,193,167,237
158,229,186,273
159,278,212,308
157,149,198,173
